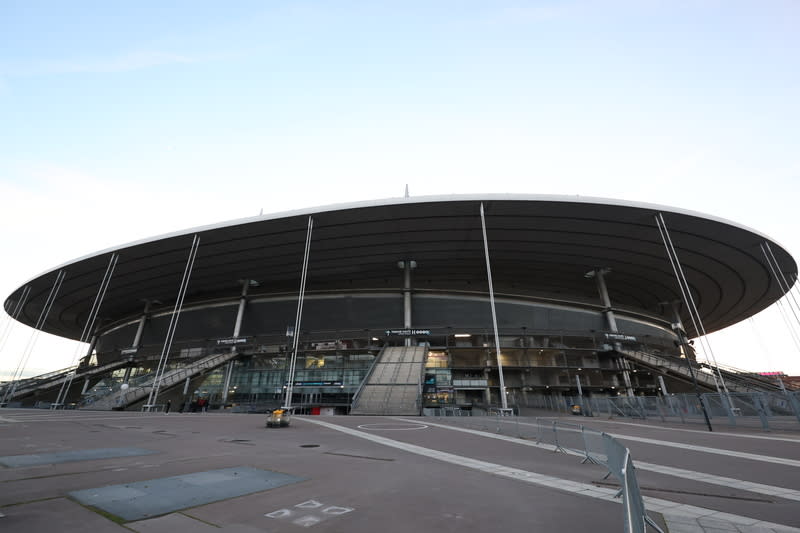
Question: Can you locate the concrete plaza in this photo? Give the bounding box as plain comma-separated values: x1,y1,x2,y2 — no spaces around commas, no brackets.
1,408,799,532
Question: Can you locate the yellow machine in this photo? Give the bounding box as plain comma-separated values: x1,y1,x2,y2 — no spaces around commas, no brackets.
266,408,292,428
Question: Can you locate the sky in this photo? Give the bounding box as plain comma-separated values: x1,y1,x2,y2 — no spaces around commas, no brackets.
1,1,799,379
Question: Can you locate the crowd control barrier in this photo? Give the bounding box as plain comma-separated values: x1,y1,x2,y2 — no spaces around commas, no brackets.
431,413,664,533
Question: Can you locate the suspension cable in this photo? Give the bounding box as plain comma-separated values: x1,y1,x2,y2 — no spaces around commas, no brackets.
0,286,30,360
54,253,119,407
780,300,800,349
145,235,200,411
285,216,313,410
761,242,800,327
1,271,66,405
656,214,730,397
481,202,508,410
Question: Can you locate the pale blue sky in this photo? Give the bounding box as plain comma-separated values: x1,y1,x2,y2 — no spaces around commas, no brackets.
1,1,799,376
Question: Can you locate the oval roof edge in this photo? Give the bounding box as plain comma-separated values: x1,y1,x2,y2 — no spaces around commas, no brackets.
8,193,793,294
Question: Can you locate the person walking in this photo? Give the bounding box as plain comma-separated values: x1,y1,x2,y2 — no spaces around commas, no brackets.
164,399,171,414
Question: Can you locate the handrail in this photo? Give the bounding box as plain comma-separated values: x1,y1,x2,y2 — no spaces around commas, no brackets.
6,359,132,401
350,346,385,410
619,349,763,393
417,346,429,415
0,366,77,397
698,362,783,391
84,351,239,410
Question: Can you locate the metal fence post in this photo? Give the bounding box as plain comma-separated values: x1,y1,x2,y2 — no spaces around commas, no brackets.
580,425,600,465
723,393,737,427
754,394,770,431
788,391,800,424
552,420,565,453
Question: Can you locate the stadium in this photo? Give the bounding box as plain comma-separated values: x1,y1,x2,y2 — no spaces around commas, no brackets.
1,194,796,414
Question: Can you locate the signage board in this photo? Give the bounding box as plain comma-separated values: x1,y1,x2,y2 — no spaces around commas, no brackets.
604,333,636,342
216,337,248,346
384,328,431,336
285,380,344,387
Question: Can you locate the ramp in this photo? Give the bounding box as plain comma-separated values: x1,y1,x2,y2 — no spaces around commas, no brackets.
83,351,240,410
618,349,762,393
350,345,427,415
1,359,131,404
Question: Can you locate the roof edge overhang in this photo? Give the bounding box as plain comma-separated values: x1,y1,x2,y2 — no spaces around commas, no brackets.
12,193,795,288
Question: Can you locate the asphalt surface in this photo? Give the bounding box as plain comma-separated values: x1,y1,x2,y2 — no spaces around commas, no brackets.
0,408,798,532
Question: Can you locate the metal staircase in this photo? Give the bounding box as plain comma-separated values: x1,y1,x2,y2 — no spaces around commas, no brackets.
618,349,776,393
82,351,240,410
350,345,427,415
699,362,785,392
1,359,131,404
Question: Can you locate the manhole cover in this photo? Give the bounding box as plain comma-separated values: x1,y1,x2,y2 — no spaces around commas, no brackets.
300,444,320,448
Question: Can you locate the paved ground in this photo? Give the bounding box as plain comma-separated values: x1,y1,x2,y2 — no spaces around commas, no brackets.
0,408,798,532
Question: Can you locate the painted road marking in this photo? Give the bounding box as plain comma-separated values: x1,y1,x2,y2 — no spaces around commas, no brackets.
413,418,800,502
575,417,800,443
299,417,800,533
357,422,428,431
265,499,354,528
494,418,800,468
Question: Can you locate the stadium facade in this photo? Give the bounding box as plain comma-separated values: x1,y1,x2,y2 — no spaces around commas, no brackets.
2,195,797,413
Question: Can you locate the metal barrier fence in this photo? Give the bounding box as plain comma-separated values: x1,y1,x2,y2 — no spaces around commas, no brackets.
523,391,800,431
431,413,664,533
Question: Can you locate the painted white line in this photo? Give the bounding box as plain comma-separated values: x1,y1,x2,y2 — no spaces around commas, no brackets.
574,418,800,444
604,433,800,468
298,417,800,532
0,414,204,423
409,418,800,502
501,419,800,468
357,423,428,431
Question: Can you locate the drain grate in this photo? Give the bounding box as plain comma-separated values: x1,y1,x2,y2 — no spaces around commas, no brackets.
300,444,320,448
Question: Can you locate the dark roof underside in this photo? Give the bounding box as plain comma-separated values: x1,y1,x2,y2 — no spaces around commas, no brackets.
5,196,797,340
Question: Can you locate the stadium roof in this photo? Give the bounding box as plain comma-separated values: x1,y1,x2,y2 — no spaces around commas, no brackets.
5,194,797,340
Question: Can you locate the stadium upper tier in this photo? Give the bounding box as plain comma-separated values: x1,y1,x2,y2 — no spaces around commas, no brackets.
4,194,797,340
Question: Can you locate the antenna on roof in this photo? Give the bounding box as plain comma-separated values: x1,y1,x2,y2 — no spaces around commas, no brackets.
404,184,409,198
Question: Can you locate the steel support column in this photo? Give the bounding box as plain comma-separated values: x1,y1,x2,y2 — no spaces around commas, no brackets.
221,280,252,405
132,300,152,349
400,260,416,347
588,267,633,397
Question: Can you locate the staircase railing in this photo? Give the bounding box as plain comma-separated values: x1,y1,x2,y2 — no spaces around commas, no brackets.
83,351,239,410
350,346,385,410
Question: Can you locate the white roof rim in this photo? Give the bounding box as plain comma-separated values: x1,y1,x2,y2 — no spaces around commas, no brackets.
14,193,792,290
